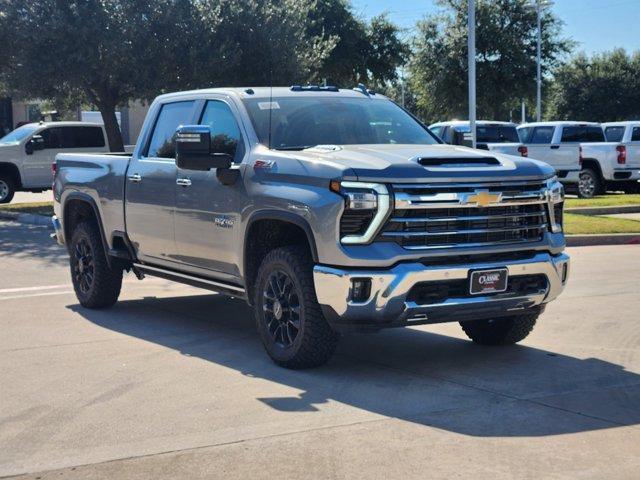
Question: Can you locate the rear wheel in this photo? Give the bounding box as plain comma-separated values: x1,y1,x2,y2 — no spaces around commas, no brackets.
254,246,338,369
459,308,542,346
578,168,602,198
70,221,122,309
0,175,15,204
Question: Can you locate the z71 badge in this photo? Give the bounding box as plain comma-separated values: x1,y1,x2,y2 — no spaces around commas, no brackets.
214,215,235,229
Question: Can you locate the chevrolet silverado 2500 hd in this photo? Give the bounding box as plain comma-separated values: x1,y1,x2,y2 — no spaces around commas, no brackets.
52,86,569,369
519,121,640,198
602,121,640,193
429,120,528,157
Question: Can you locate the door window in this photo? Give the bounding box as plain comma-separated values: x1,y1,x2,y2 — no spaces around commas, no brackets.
561,126,605,143
39,126,106,149
199,100,244,162
529,127,555,144
632,127,640,142
146,101,196,158
605,126,625,142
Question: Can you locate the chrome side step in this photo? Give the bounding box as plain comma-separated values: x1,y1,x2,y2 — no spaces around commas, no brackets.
132,263,246,297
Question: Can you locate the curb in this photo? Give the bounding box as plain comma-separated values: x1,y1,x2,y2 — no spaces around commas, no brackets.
565,205,640,216
0,211,52,227
566,233,640,247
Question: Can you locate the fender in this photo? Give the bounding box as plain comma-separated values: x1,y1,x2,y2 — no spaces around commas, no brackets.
243,209,319,274
62,192,112,266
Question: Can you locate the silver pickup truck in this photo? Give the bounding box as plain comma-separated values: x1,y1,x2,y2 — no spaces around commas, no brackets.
52,86,569,369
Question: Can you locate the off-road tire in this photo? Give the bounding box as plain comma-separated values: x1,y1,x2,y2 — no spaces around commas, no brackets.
578,168,603,198
459,308,542,346
254,246,338,369
0,175,15,204
69,221,122,309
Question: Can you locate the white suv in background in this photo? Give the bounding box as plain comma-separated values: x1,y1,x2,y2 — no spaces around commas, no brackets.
0,122,113,203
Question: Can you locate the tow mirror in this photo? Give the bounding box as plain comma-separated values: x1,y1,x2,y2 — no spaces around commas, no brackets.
175,125,233,171
25,134,45,155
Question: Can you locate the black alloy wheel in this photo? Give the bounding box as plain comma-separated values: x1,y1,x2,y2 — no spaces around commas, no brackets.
262,269,301,348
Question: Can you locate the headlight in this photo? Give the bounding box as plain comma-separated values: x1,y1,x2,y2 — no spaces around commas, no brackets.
331,181,391,244
546,177,564,233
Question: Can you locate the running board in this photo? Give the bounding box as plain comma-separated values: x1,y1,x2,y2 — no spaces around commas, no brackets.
132,263,246,298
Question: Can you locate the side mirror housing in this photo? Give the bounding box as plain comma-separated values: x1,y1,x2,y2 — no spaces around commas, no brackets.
25,134,45,155
175,125,233,171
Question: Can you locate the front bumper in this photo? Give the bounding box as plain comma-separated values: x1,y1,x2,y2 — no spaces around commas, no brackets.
313,252,570,332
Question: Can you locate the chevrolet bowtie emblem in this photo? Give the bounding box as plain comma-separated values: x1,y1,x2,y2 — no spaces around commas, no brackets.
460,190,502,207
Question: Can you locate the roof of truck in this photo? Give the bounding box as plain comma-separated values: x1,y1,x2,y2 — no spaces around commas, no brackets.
601,121,640,127
518,121,601,128
22,121,104,128
430,120,516,127
155,86,389,102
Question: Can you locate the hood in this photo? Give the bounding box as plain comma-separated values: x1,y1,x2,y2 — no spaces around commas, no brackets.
290,144,554,183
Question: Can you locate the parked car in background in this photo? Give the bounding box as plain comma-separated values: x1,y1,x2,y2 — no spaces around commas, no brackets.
429,121,528,157
602,121,640,193
0,121,131,203
517,121,638,198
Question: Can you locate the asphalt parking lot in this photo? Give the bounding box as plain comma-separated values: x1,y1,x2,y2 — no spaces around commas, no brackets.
1,220,639,479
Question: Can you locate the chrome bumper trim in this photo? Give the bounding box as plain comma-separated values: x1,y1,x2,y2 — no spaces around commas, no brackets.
313,252,569,328
51,216,64,245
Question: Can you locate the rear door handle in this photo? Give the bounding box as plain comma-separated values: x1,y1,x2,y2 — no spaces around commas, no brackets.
128,173,142,183
176,178,192,187
550,145,560,149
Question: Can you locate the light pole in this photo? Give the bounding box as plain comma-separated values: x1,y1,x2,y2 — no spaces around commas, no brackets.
468,0,476,148
530,0,553,122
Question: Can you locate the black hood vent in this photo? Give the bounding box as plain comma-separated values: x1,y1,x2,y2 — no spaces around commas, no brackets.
417,156,500,167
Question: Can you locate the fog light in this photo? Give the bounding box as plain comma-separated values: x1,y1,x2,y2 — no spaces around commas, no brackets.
351,278,371,302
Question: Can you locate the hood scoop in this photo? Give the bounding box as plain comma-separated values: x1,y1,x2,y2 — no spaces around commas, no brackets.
417,156,500,167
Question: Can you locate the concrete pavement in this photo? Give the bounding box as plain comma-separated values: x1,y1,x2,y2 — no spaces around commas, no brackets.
1,220,640,479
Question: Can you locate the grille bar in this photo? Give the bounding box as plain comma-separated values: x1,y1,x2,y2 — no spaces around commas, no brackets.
382,224,548,237
389,211,544,223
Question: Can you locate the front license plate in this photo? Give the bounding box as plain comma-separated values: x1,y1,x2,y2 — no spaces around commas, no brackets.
469,268,508,295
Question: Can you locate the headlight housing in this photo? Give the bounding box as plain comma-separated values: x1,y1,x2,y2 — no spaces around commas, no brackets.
546,177,564,233
331,181,390,244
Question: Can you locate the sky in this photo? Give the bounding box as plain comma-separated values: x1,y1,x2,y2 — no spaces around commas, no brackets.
351,0,640,55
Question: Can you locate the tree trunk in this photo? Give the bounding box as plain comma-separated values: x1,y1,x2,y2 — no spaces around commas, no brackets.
99,102,125,152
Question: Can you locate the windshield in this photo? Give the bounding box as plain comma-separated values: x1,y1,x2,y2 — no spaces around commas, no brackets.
242,96,439,150
0,124,39,145
454,125,519,143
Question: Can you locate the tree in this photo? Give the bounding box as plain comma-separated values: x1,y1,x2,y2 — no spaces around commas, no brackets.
0,0,336,151
408,0,572,123
546,49,640,122
305,0,409,87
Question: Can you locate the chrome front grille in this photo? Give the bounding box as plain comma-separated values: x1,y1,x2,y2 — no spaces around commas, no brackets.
379,181,550,250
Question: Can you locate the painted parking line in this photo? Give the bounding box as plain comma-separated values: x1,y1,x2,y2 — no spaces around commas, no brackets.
0,284,70,294
0,290,76,301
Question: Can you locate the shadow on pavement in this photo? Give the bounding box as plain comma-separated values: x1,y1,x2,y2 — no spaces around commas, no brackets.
70,293,640,437
0,221,66,265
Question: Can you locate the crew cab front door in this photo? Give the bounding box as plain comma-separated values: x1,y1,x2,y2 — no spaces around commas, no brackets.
173,99,247,282
125,100,197,266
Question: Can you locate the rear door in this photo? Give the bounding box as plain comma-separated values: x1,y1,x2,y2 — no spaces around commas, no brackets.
173,98,248,281
627,126,640,169
125,100,198,266
25,125,107,187
524,126,578,171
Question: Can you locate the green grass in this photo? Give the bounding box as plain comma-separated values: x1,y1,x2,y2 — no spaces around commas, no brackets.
0,201,54,216
565,194,640,209
564,213,640,235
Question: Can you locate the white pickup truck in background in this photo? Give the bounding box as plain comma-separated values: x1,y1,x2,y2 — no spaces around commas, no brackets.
518,121,639,198
602,121,640,193
0,121,132,203
429,121,528,157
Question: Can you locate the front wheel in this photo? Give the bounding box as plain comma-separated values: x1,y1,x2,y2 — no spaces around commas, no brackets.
578,168,602,198
459,308,542,346
254,246,338,369
70,221,123,309
0,175,15,204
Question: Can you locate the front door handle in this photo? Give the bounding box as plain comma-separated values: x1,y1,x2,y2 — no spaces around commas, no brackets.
176,178,192,187
550,145,560,149
128,173,142,183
